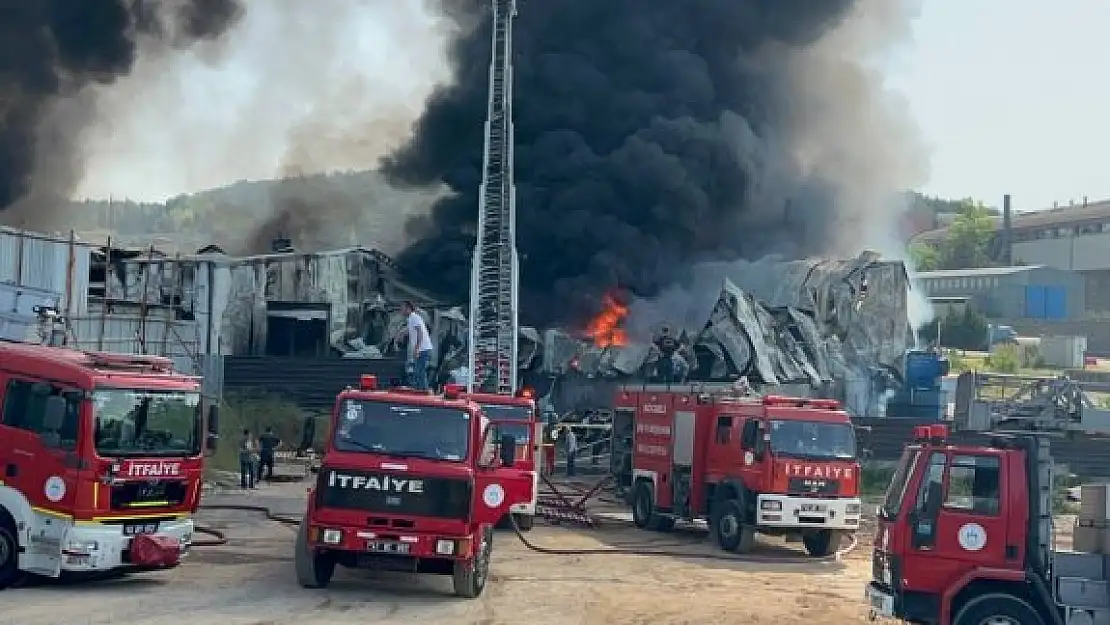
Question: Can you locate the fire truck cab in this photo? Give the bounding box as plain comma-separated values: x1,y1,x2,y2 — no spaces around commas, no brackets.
0,342,214,589
457,388,540,532
621,385,861,557
868,423,1110,625
296,376,531,598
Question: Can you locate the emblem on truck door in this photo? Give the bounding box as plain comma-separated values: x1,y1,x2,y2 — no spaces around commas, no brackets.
482,484,505,508
957,523,987,552
44,476,66,502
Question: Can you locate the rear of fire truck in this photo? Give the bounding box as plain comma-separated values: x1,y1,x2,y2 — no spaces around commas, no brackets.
461,388,541,531
0,343,213,589
295,376,527,598
869,420,1110,625
625,388,861,557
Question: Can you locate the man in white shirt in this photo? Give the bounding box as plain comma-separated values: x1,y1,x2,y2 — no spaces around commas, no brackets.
563,427,578,477
403,300,434,390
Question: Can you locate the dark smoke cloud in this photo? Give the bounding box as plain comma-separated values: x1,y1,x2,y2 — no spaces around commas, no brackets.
0,0,243,223
382,0,885,327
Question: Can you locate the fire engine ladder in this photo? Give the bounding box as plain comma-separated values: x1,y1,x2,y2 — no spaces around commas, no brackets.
468,0,519,395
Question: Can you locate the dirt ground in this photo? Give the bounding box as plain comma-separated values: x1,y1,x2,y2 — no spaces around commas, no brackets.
1,483,877,625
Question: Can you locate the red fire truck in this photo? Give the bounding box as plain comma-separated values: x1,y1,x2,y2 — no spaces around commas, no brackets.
619,385,861,556
867,417,1110,625
295,376,532,598
458,388,540,531
0,341,216,589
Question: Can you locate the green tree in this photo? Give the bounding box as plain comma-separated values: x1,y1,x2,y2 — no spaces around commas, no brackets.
942,200,995,269
909,241,941,271
919,308,988,351
911,199,996,271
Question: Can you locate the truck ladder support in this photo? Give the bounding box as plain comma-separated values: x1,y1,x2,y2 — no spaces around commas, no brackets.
468,0,520,395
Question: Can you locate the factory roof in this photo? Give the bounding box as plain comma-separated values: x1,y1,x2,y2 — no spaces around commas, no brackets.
913,265,1046,279
914,198,1110,243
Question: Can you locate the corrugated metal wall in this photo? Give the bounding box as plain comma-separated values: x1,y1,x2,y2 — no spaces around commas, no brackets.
0,228,91,315
67,310,200,357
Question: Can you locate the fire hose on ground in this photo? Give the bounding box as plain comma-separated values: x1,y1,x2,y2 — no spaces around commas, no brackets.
193,504,302,547
191,502,857,565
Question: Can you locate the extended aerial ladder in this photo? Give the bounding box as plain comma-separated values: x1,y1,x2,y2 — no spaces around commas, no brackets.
467,0,520,395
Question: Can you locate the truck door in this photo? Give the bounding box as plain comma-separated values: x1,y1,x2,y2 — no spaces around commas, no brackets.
904,450,1010,592
0,378,84,511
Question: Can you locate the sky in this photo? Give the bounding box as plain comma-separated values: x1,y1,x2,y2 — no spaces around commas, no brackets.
71,0,1109,214
885,0,1110,213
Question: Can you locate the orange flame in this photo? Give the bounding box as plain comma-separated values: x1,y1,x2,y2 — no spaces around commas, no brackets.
585,293,629,348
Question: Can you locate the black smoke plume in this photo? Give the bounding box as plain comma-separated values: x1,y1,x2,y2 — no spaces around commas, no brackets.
0,0,243,220
383,0,879,327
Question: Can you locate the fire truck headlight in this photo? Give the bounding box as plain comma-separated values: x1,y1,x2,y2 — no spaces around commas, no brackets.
846,503,861,515
65,540,98,554
321,529,343,545
760,500,782,511
436,539,456,556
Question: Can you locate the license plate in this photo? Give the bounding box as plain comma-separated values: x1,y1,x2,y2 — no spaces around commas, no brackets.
367,540,410,555
123,522,160,536
800,503,827,513
867,587,894,617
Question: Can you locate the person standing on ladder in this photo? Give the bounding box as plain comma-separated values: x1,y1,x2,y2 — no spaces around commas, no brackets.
403,301,434,390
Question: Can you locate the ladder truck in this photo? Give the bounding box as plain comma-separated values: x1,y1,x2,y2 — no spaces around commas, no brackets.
867,372,1110,625
467,0,520,397
462,0,540,529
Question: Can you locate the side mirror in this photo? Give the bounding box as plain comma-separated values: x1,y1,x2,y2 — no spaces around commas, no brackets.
499,434,517,467
206,405,220,453
42,395,66,431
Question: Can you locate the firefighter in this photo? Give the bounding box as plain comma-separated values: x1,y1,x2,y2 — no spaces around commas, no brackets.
653,325,680,383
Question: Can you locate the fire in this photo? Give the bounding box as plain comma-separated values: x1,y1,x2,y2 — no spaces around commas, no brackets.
585,293,629,348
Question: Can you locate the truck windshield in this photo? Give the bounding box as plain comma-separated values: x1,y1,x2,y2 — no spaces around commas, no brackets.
334,399,470,462
480,404,533,444
881,448,921,521
768,419,856,460
93,389,201,457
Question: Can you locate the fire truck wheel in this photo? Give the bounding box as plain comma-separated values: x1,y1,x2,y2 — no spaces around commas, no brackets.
632,482,654,529
802,530,842,558
453,527,492,599
0,520,26,591
713,499,755,554
953,593,1044,625
631,482,674,532
294,521,335,589
513,513,535,532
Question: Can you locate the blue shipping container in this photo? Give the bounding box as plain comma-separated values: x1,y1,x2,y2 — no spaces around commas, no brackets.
1045,285,1067,319
1025,285,1046,319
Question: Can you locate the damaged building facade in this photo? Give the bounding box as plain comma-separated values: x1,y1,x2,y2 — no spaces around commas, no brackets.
532,252,913,418
2,226,912,418
0,228,452,367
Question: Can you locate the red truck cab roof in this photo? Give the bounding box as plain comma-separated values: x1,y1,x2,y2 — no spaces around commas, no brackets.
0,341,199,390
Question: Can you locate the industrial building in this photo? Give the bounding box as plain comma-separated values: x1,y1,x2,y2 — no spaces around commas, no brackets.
0,227,450,369
914,265,1085,321
914,196,1110,312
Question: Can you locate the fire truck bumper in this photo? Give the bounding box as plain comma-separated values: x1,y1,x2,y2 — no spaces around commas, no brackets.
509,471,539,515
865,583,895,619
311,524,478,562
60,517,194,571
755,494,862,530
509,500,536,515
